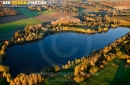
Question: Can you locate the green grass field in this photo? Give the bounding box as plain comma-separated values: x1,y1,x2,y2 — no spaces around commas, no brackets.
17,8,41,17
42,58,130,85
0,8,54,33
0,8,54,40
42,10,54,15
0,18,42,32
77,7,98,14
17,8,54,17
79,58,130,85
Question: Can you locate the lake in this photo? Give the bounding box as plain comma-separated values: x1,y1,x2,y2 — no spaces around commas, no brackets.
3,27,130,78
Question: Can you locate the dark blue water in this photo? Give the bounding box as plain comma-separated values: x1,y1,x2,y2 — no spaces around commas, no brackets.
3,27,130,78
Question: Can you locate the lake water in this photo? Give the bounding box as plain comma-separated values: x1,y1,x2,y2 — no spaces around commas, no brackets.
3,27,130,78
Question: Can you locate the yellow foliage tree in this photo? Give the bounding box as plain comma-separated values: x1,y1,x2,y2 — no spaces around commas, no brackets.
73,75,85,83
89,66,99,74
116,51,122,58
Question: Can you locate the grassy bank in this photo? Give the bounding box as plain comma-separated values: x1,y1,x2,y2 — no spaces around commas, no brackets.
42,58,130,85
79,59,130,85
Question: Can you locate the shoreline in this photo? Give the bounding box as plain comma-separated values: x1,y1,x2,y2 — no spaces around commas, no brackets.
0,17,130,84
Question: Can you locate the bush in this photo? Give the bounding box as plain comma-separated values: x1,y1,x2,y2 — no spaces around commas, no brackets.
74,75,85,83
116,51,123,58
102,60,108,65
89,66,99,74
41,65,60,72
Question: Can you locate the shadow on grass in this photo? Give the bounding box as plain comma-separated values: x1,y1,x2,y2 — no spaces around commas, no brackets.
0,77,9,85
111,59,130,85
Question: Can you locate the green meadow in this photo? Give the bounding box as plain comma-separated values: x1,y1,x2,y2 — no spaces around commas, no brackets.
0,8,54,33
0,18,42,32
42,10,54,14
0,7,54,41
17,8,54,17
80,59,130,85
17,8,40,17
42,58,130,85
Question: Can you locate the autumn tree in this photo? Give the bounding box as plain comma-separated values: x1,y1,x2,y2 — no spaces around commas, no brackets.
116,51,123,58
14,31,21,39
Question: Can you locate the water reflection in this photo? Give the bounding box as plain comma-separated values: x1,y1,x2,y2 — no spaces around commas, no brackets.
3,27,130,78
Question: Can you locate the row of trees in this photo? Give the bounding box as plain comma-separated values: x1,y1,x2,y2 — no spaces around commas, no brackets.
81,13,130,31
0,65,12,82
28,6,43,12
62,58,81,69
72,32,130,83
51,16,80,26
43,3,79,14
41,65,60,72
0,45,7,65
0,7,19,17
13,23,44,43
10,73,44,85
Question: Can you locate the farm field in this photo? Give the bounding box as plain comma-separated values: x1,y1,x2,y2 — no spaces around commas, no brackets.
42,10,54,14
0,28,24,41
99,1,130,8
35,12,76,22
0,18,42,32
0,17,42,41
0,8,55,41
34,14,56,22
17,8,54,17
0,15,27,24
77,7,96,14
0,7,75,33
17,8,41,17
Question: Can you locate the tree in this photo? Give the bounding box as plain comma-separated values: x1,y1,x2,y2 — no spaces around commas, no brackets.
115,47,120,51
116,51,122,58
102,60,107,65
14,31,21,39
54,65,60,71
64,64,69,69
74,75,85,83
125,44,130,55
11,73,44,85
71,61,75,66
89,66,99,74
106,56,112,62
62,65,65,69
74,66,80,76
68,60,71,67
37,7,41,12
